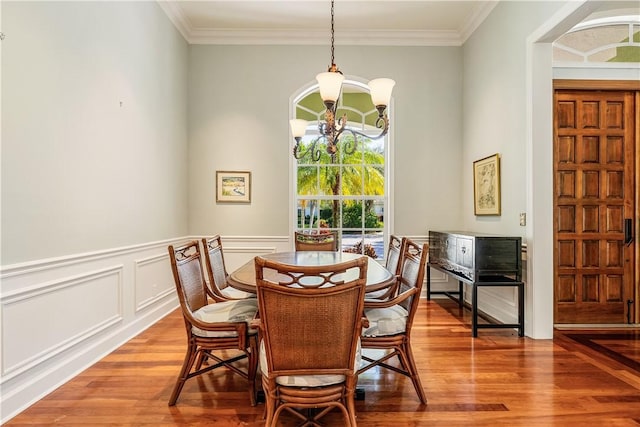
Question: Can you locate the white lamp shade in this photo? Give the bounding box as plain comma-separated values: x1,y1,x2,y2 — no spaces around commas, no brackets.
369,78,396,107
316,71,344,102
289,119,309,138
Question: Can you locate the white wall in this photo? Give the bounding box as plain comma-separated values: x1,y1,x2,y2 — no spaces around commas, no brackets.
1,2,189,421
1,1,189,265
187,45,464,239
462,1,568,235
461,1,569,338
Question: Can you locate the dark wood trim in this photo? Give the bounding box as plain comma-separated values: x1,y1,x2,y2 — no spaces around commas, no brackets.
553,79,640,91
636,91,640,323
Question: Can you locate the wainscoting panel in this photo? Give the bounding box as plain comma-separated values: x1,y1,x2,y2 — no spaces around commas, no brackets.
0,237,190,423
1,265,123,381
134,253,176,312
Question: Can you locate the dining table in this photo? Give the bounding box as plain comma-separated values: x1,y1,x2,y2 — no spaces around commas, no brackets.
227,251,395,294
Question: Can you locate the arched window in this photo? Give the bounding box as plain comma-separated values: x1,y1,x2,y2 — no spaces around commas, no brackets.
291,78,391,260
553,16,640,64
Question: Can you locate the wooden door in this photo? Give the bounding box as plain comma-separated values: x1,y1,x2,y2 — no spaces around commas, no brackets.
554,89,636,324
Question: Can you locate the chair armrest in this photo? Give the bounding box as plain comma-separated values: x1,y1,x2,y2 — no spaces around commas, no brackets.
183,307,250,336
361,316,370,329
249,318,262,330
364,287,417,309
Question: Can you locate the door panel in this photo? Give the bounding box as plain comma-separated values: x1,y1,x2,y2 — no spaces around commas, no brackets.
554,90,636,324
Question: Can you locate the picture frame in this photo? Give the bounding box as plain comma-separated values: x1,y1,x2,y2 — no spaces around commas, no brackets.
216,171,251,203
473,154,501,216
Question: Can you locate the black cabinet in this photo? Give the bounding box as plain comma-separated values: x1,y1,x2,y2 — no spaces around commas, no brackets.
427,230,524,337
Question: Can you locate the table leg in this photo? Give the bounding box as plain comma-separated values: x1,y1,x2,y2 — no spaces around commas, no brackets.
472,284,478,337
518,282,525,337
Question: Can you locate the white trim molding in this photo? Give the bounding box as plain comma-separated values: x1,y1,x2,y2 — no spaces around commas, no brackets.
0,238,186,423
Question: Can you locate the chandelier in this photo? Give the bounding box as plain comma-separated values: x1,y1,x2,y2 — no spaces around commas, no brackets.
289,0,395,161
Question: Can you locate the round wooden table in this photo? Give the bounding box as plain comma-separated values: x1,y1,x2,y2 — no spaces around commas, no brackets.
227,251,395,294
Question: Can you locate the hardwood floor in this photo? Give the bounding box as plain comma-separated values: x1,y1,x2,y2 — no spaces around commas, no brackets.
5,299,640,426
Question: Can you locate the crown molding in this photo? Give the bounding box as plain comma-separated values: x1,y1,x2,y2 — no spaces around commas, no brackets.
188,28,464,46
459,1,500,43
157,0,192,42
157,0,484,47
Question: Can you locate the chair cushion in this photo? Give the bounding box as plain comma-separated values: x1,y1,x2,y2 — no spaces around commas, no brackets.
362,305,408,337
221,287,255,300
259,340,361,387
191,299,258,338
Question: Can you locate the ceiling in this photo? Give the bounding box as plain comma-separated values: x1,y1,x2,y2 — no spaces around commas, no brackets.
158,1,499,46
158,0,640,46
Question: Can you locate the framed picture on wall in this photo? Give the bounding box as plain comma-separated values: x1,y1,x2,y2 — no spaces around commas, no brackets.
473,154,501,215
216,171,251,203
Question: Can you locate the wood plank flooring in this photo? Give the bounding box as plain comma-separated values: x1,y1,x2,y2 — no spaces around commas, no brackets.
5,299,640,426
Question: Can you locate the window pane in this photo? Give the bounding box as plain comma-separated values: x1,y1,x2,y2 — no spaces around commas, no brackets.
341,231,364,254
342,200,362,228
365,231,384,260
319,200,336,229
342,166,363,195
606,45,640,63
553,46,584,62
319,166,341,195
557,25,630,53
366,199,384,229
363,138,384,163
363,165,385,196
297,199,318,229
297,166,318,195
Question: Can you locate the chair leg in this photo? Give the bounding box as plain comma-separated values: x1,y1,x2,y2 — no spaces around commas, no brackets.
262,378,277,426
398,342,427,404
345,385,358,426
168,343,198,406
247,337,258,406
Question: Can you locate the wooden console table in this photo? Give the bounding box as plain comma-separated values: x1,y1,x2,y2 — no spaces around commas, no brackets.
426,230,524,337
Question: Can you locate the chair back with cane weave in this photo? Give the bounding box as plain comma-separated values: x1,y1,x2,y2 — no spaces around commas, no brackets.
202,236,254,301
253,255,368,426
167,240,258,407
358,238,429,404
294,231,338,251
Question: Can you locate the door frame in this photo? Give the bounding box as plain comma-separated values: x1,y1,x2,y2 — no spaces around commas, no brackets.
553,79,640,325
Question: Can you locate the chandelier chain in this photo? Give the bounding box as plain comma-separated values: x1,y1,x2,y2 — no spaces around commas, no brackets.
330,0,335,67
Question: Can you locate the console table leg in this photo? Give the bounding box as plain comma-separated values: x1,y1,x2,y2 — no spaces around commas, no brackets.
426,266,431,300
458,280,463,308
472,284,478,337
518,282,525,337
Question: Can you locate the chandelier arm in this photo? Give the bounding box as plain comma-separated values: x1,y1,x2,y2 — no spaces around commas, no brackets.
341,129,359,155
294,136,323,161
347,117,390,141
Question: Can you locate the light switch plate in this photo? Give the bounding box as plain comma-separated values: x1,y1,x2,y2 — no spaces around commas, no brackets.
519,213,526,226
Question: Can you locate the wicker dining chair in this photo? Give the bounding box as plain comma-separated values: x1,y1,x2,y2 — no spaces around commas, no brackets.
202,236,254,301
252,255,368,426
365,235,406,301
167,240,259,406
294,231,338,251
358,238,429,404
